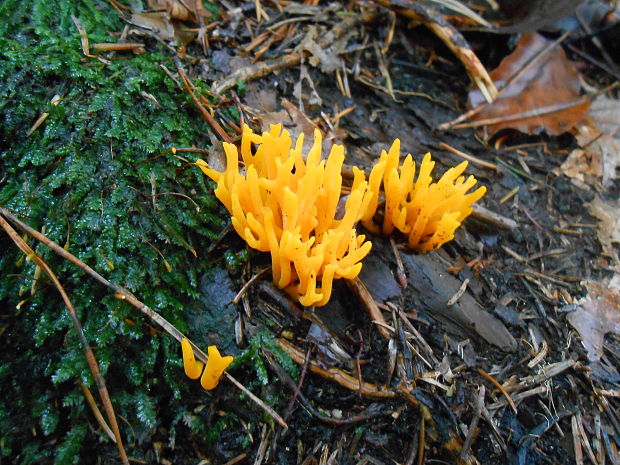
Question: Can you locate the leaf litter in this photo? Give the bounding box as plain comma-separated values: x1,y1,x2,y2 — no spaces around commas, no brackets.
568,277,620,361
558,95,620,189
467,33,590,136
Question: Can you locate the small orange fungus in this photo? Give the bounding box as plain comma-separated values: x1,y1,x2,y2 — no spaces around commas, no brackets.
361,140,486,252
181,338,233,390
181,338,204,380
197,124,373,306
200,345,234,391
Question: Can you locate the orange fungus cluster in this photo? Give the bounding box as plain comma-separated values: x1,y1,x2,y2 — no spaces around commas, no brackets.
197,125,486,306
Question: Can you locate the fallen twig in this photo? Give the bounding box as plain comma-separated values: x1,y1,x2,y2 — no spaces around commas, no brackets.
460,385,485,460
347,277,391,339
175,58,233,143
277,338,396,399
477,368,517,414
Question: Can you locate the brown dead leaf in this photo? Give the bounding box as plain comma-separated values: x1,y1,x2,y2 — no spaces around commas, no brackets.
247,100,316,155
299,28,342,74
468,33,589,136
585,96,620,187
588,196,620,266
568,278,620,361
147,0,204,22
131,11,176,41
130,11,195,46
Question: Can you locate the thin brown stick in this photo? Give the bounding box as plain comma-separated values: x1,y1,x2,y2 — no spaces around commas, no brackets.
214,13,367,95
92,42,145,51
439,142,498,171
347,277,391,339
232,267,271,305
278,338,397,399
460,385,485,460
0,207,287,429
214,52,303,95
451,96,591,129
0,214,129,465
451,81,619,130
78,379,116,443
265,347,380,426
175,59,233,143
390,237,407,288
477,368,517,414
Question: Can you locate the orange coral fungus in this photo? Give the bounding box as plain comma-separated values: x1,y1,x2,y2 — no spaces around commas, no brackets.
181,338,233,391
197,124,372,307
361,140,486,252
181,338,204,380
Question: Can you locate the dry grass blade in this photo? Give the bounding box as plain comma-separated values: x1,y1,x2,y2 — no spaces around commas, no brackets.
71,14,95,58
0,213,129,465
571,415,584,465
27,94,62,137
0,207,287,429
78,379,116,443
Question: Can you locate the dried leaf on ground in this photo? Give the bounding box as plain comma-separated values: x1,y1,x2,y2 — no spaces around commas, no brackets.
558,96,620,188
468,33,589,136
147,0,205,22
568,278,620,361
588,196,620,266
299,28,343,73
130,11,195,45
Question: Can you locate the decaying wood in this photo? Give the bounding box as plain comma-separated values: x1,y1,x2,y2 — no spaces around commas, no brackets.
400,253,517,351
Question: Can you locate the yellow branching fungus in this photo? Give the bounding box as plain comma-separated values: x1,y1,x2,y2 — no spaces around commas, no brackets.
197,124,373,307
361,140,487,252
181,338,233,391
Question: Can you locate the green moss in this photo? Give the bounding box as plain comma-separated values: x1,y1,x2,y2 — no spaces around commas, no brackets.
0,0,248,462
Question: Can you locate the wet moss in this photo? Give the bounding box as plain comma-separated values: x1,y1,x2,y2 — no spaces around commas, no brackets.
0,0,252,463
